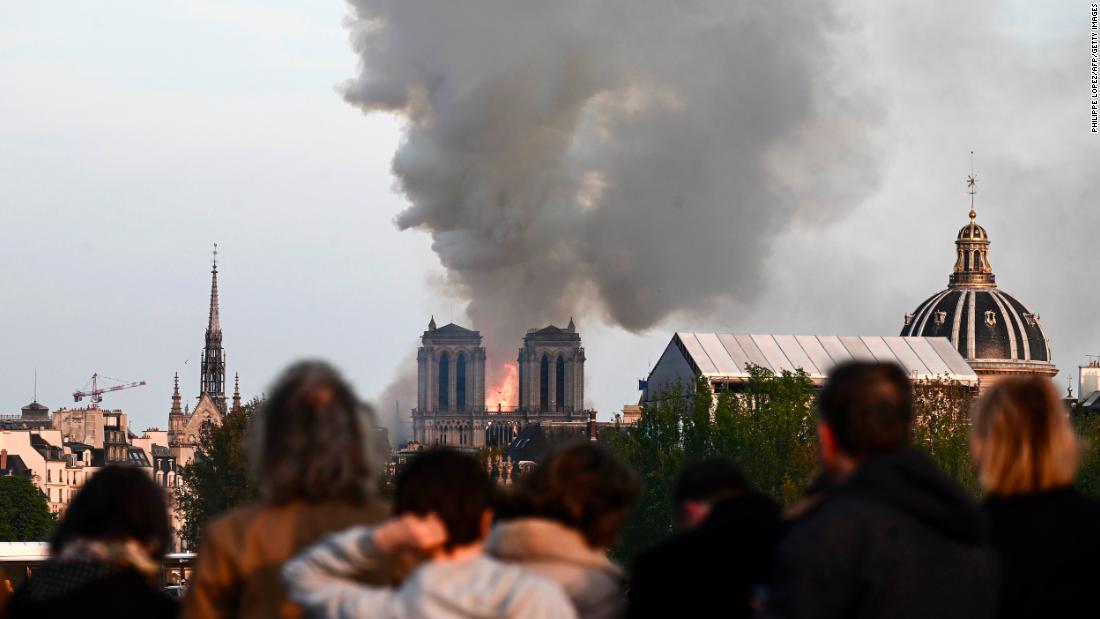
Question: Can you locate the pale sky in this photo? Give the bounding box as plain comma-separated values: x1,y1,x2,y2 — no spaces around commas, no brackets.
1,1,1095,434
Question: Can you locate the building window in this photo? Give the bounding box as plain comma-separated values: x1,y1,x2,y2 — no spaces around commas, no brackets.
556,355,565,411
456,353,467,411
439,353,450,410
47,470,51,483
540,355,550,411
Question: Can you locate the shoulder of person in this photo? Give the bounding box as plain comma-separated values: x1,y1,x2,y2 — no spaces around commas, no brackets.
630,532,687,577
205,503,264,535
353,497,392,521
197,503,270,553
780,493,882,552
510,564,581,609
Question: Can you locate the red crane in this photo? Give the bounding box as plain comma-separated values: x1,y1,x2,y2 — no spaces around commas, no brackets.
72,373,146,408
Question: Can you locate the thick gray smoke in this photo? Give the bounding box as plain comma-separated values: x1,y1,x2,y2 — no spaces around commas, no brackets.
344,0,883,406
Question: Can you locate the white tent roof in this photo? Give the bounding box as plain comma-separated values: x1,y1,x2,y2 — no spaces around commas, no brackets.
672,333,978,385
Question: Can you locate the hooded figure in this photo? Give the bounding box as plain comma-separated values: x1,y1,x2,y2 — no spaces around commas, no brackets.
761,362,997,619
628,459,782,619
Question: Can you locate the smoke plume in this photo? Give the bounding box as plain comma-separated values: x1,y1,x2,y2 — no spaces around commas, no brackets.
344,0,883,411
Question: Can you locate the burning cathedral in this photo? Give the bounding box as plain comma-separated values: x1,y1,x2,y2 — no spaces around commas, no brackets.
411,317,589,447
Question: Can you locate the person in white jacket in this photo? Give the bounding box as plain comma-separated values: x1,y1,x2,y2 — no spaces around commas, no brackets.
283,449,577,619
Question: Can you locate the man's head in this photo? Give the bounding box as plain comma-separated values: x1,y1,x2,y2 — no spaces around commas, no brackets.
672,459,750,530
817,361,913,479
395,448,493,551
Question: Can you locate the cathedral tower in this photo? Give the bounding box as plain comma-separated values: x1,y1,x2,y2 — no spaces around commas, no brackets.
199,245,227,412
416,318,487,414
518,319,585,416
411,318,488,447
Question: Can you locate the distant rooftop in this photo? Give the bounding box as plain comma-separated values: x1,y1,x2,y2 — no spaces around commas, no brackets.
664,333,978,385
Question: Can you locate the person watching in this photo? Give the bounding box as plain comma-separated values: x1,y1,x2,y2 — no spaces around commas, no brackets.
486,442,638,619
184,361,391,619
761,361,997,619
628,458,781,619
8,465,176,618
972,376,1100,619
282,448,577,619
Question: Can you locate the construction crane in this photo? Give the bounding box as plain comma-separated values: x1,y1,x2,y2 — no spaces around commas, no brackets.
72,373,146,408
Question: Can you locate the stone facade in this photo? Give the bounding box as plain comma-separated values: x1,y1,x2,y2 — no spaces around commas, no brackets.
517,319,585,415
411,318,591,448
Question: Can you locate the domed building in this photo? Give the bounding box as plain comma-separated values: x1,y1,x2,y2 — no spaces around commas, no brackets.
900,177,1056,388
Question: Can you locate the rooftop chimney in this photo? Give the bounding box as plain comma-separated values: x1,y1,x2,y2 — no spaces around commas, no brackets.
1,449,8,470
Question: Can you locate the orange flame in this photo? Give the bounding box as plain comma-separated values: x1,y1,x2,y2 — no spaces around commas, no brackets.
487,363,518,410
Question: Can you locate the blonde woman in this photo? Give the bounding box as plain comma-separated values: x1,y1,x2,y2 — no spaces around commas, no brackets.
972,376,1100,619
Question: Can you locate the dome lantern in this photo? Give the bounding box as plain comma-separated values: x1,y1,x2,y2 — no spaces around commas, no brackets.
900,155,1056,388
948,169,995,288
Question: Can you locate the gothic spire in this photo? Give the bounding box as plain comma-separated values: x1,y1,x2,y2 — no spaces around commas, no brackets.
170,372,182,416
200,243,227,412
232,373,241,413
208,243,221,335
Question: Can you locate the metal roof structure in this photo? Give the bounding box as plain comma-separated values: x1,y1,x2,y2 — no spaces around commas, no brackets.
665,333,978,385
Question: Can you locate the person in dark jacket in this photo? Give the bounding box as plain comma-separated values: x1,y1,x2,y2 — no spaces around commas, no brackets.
627,459,782,619
8,465,177,618
761,361,997,619
972,376,1100,619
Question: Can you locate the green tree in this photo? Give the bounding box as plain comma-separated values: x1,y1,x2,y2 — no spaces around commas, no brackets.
1074,408,1100,497
715,366,818,503
912,377,979,495
176,400,261,548
606,368,980,566
605,367,817,565
603,380,689,564
0,475,55,541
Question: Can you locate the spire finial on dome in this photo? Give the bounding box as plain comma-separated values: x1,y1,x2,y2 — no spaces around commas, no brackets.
967,150,977,221
949,153,996,289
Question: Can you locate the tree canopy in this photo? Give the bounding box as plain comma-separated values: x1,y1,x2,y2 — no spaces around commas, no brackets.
0,475,55,542
604,366,817,564
605,366,978,566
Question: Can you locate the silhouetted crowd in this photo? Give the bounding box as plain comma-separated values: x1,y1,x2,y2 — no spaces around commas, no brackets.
6,360,1100,619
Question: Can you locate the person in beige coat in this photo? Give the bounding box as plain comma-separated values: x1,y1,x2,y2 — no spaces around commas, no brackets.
485,442,638,619
183,361,390,619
